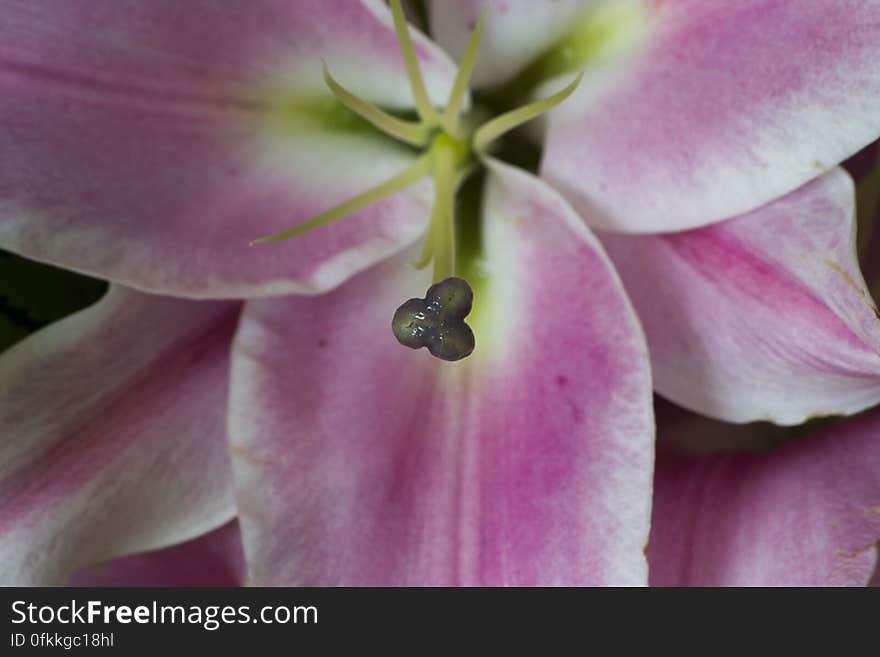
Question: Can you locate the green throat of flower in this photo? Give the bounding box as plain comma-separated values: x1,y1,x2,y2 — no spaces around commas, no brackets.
251,0,581,361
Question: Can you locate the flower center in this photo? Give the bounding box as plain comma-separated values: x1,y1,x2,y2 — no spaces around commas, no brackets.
251,0,580,361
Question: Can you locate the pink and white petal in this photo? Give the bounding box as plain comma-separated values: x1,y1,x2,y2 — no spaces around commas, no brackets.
229,163,654,586
649,408,880,587
68,521,245,587
0,286,239,585
0,0,457,298
543,0,880,232
600,168,880,425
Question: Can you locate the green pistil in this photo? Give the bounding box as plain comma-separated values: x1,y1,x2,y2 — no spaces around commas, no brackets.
423,133,466,282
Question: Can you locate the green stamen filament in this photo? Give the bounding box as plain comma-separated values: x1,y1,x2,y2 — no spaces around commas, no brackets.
441,9,488,137
390,0,439,126
322,63,430,147
250,154,431,245
473,73,583,153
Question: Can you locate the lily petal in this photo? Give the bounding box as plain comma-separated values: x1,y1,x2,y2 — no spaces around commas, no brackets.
69,521,245,587
542,0,880,232
649,407,880,586
0,0,457,297
600,168,880,425
0,286,239,585
229,164,654,585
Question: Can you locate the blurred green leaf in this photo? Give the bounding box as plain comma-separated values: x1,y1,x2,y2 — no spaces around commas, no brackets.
0,250,107,352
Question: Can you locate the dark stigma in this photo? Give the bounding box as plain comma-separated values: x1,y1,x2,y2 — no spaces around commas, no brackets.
391,277,475,361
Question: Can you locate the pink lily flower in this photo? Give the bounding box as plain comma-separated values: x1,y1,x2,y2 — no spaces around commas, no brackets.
1,0,879,586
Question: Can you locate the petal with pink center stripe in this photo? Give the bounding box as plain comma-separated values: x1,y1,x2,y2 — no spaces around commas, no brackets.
228,164,654,585
601,168,880,425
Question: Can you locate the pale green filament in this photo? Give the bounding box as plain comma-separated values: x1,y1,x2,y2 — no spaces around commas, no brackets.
473,73,583,153
322,63,430,147
250,154,431,245
390,0,439,126
441,9,488,137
